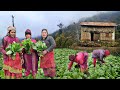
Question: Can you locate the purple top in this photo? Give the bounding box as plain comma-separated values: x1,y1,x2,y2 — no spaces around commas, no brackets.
92,49,105,60
22,38,39,73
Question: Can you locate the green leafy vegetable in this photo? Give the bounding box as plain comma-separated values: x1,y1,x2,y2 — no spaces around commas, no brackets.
32,40,47,57
6,41,22,60
21,38,33,54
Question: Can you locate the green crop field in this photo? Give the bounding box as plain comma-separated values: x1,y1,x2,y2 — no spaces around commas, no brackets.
0,48,120,79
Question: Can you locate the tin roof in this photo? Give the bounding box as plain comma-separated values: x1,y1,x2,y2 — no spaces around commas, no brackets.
80,22,117,26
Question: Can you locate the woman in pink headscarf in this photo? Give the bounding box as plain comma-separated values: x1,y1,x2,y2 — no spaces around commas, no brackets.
68,52,89,74
0,26,23,79
22,29,39,79
92,49,110,67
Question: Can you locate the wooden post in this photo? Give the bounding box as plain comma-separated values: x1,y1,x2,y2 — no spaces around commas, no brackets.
12,15,14,27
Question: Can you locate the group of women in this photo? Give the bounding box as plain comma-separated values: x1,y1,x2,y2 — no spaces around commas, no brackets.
0,26,56,79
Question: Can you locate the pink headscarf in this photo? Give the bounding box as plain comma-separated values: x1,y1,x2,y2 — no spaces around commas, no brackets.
25,29,31,35
7,26,16,36
105,50,110,56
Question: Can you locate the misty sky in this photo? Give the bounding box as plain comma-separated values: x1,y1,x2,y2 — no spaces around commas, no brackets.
0,11,108,39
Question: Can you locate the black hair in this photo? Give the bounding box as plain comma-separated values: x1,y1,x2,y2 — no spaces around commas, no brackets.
41,29,48,34
25,32,31,36
69,55,76,61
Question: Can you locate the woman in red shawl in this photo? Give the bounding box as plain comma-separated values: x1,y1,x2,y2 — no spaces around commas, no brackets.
22,29,39,79
39,29,56,78
68,52,89,75
0,26,23,79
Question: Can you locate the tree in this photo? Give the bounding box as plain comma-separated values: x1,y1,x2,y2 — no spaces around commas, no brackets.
56,23,64,47
55,33,73,48
57,23,64,29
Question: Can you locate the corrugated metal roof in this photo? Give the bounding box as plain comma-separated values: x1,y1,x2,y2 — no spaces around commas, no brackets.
80,22,117,26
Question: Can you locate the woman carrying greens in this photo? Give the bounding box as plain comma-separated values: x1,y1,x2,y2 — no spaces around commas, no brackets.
22,29,39,79
39,29,56,79
0,26,23,79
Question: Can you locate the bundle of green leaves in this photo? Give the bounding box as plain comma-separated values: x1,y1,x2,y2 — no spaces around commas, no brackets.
21,38,33,54
32,40,47,57
6,41,22,60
